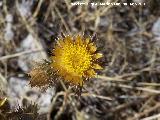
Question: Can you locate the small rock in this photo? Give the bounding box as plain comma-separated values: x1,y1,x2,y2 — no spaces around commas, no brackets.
7,77,54,113
4,14,14,41
17,0,33,18
152,37,160,48
0,1,2,7
99,16,109,27
152,18,160,36
4,23,14,41
18,34,46,72
5,14,13,23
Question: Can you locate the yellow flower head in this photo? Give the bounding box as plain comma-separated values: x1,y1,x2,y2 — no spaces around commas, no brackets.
51,35,103,87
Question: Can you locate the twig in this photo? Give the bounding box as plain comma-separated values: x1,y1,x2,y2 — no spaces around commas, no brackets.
32,0,43,18
98,75,127,82
80,93,113,101
138,82,160,87
47,92,65,120
54,91,69,120
16,0,47,60
54,6,71,34
99,75,160,87
44,0,57,22
141,113,160,120
139,96,154,112
98,67,154,82
99,0,119,16
0,49,44,61
109,99,145,113
100,81,160,94
129,103,160,120
115,84,160,94
0,73,7,91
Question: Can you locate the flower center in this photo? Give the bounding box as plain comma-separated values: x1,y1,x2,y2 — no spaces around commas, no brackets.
61,44,92,76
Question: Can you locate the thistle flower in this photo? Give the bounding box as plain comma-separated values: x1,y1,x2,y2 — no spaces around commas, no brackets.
29,35,103,92
29,60,59,89
51,35,103,87
29,67,50,88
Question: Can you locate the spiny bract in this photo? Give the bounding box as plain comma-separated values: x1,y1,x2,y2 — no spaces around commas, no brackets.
51,35,103,87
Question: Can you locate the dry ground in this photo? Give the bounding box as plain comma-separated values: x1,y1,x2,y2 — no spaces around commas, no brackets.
0,0,160,120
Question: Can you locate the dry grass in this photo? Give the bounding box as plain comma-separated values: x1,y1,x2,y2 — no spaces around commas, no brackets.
0,0,160,120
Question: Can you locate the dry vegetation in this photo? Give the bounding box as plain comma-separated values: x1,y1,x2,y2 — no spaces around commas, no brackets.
0,0,160,120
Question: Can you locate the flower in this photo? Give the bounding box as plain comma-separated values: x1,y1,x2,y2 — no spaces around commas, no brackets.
29,67,50,88
51,35,103,87
29,61,58,89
